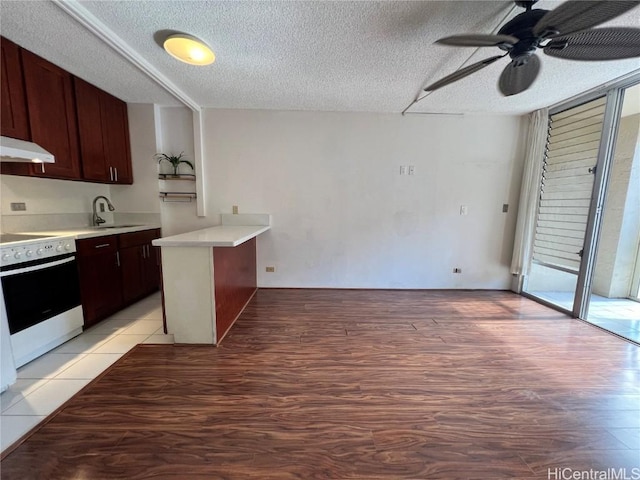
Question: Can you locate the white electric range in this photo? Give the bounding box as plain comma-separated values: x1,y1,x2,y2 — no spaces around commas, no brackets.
0,233,83,384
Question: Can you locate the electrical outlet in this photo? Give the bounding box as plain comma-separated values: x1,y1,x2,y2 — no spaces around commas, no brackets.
265,266,276,273
10,202,26,211
232,205,239,214
460,205,468,216
399,166,407,175
502,204,509,213
408,165,415,176
100,203,105,212
453,268,462,273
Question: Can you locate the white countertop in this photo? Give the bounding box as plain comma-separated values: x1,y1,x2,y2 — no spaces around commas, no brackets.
22,224,161,240
152,225,270,247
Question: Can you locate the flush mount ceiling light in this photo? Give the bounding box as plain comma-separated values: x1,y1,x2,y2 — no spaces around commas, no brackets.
163,33,215,66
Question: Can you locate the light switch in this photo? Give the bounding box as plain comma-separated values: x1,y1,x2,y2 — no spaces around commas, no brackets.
399,166,407,175
460,205,468,216
408,165,415,176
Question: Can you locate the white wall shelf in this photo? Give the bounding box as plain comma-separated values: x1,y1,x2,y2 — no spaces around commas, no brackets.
158,174,196,181
159,192,197,202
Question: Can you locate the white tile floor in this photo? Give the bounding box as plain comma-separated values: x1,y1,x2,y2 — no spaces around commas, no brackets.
0,292,172,453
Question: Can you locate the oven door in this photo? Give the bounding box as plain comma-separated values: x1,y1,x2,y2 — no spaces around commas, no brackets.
1,255,81,334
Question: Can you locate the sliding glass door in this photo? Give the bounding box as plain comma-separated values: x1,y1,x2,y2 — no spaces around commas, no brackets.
523,96,607,313
522,76,640,343
586,82,640,342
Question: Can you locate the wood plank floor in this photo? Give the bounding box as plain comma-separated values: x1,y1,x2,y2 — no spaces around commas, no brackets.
2,289,639,479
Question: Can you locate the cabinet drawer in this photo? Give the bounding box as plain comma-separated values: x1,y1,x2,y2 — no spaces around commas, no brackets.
76,235,118,256
118,229,160,248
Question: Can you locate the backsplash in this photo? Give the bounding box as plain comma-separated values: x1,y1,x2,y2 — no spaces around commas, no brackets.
1,174,160,233
1,212,161,233
1,174,110,217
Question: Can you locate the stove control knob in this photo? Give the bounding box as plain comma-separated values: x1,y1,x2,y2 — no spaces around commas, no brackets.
25,250,34,257
1,254,10,262
14,252,22,259
56,245,63,252
64,243,72,251
36,248,44,256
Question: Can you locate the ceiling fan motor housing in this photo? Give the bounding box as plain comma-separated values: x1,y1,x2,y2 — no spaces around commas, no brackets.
498,9,550,59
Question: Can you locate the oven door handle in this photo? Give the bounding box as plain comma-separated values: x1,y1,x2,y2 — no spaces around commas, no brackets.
0,256,75,277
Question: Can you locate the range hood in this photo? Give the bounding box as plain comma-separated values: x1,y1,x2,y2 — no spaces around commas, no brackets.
0,136,55,163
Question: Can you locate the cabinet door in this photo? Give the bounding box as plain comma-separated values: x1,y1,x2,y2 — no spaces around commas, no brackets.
143,244,161,294
74,77,132,184
74,77,108,182
1,37,30,140
21,49,81,180
120,245,145,304
76,237,123,328
101,92,132,184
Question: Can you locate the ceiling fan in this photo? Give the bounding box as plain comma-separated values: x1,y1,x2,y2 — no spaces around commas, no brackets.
424,0,640,96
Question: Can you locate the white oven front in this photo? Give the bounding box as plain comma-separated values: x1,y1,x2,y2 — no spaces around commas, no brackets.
1,239,83,367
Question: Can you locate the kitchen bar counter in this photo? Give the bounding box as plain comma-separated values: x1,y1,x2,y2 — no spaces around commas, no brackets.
152,225,270,248
153,214,271,345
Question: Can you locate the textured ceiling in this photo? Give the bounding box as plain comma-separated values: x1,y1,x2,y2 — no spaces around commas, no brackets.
1,0,639,114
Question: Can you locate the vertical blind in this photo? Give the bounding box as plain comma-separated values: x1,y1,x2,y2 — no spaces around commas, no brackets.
532,97,606,272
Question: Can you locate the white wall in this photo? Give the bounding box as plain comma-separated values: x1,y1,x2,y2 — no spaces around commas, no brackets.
0,175,109,216
156,106,208,236
110,103,161,216
183,109,525,289
0,174,110,231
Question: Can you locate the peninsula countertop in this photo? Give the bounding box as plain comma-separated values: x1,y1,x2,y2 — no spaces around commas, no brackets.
152,213,272,248
152,224,270,248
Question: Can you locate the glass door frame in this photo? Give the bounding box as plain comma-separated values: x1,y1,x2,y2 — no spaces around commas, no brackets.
571,88,624,319
524,71,640,320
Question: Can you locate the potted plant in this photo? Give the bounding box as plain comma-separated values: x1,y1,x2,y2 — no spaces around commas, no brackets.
155,152,194,176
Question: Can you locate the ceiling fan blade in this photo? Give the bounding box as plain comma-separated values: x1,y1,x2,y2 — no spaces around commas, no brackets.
498,54,541,96
544,27,640,60
436,34,518,47
533,1,640,38
424,56,504,92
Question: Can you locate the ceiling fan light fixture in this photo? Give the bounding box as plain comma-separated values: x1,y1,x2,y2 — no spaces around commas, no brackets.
163,33,215,66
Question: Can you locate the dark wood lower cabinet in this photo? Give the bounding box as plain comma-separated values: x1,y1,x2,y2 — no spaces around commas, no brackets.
119,245,145,305
76,235,122,328
119,229,161,305
76,229,161,328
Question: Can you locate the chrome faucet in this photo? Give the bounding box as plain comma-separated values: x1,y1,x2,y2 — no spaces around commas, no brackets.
92,196,115,226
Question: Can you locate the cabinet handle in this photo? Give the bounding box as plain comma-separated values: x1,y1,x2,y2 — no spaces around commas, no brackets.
41,164,45,173
114,167,118,182
142,245,146,259
94,243,110,249
116,251,120,267
146,245,150,257
109,167,113,182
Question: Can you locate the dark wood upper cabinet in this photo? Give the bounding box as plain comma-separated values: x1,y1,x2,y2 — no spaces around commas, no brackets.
1,37,30,140
1,37,133,184
21,49,82,180
75,77,133,184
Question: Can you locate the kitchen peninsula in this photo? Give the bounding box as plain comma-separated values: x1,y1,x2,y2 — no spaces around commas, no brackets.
152,214,271,344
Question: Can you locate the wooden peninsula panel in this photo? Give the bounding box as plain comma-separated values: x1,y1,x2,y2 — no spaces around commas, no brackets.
213,237,257,341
